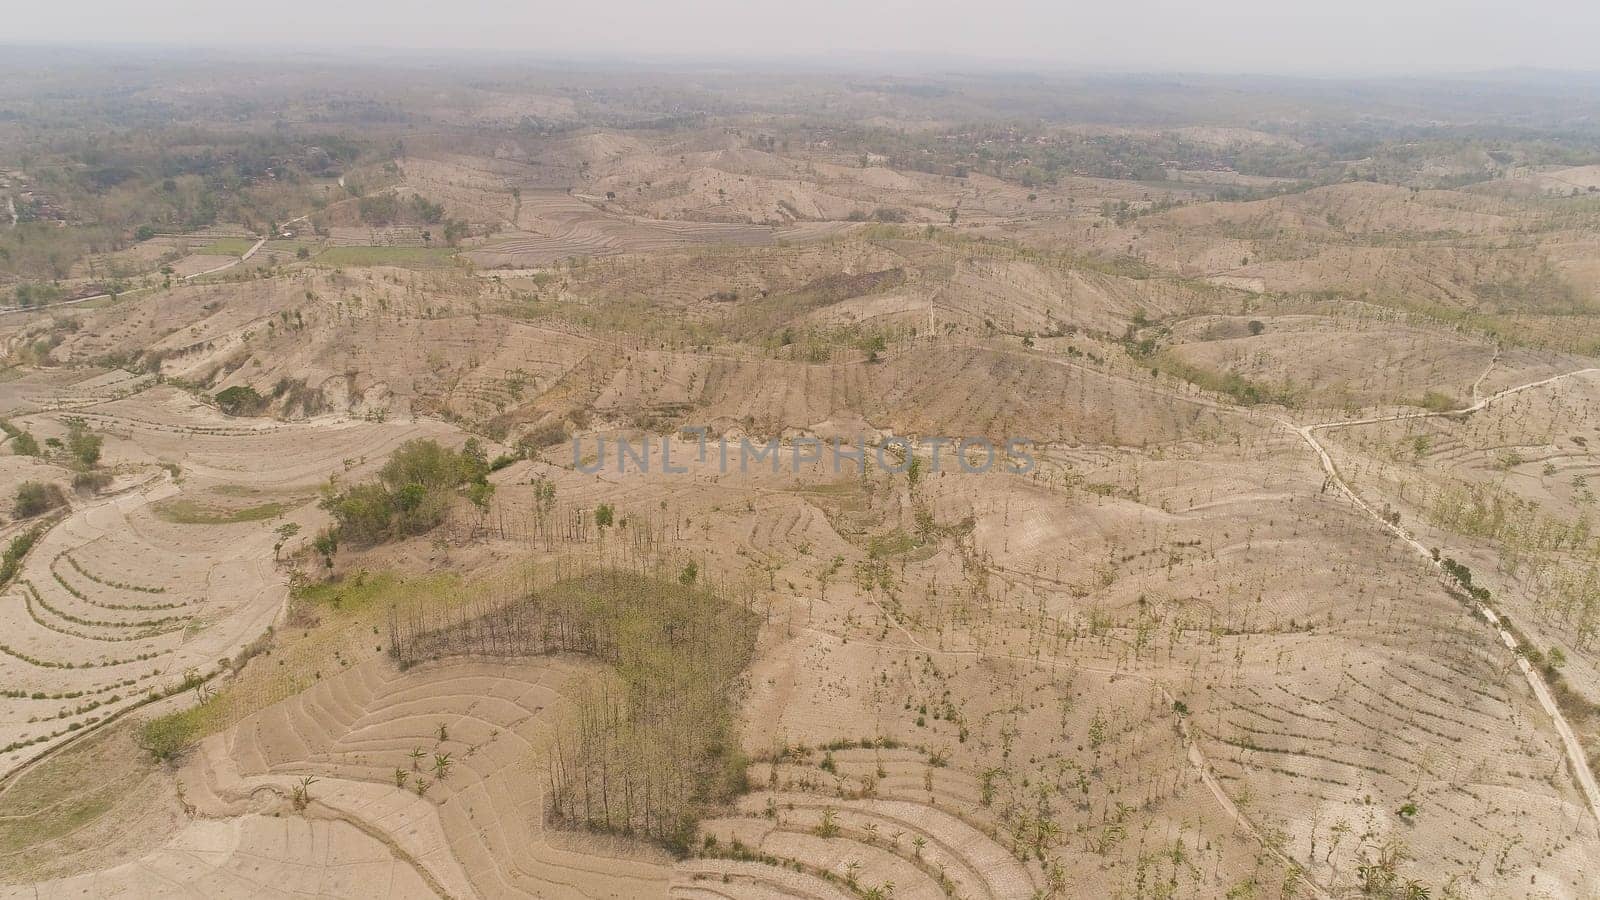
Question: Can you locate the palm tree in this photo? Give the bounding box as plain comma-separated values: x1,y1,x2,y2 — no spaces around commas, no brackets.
394,768,409,788
409,747,426,771
291,775,318,811
433,752,452,781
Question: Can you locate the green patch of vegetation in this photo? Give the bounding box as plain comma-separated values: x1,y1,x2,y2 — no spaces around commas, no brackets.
195,237,255,256
1416,390,1465,413
1,526,44,586
392,568,759,854
1437,553,1491,603
320,438,493,546
71,471,113,493
136,699,206,763
0,418,39,455
0,725,152,861
14,481,66,518
866,528,923,558
153,498,290,525
10,282,65,308
1151,352,1302,407
138,570,457,762
214,384,265,416
314,246,457,268
63,418,102,470
294,569,457,617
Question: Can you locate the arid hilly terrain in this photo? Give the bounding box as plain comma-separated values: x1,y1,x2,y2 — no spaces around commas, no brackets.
1,56,1600,898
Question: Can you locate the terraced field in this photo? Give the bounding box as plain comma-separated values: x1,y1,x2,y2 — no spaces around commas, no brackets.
178,656,675,899
0,375,458,775
467,191,831,269
7,59,1600,900
2,816,438,899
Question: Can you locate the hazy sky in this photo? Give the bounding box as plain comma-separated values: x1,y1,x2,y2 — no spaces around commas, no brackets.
10,0,1600,74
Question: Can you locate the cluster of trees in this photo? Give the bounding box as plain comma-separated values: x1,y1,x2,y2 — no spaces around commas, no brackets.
320,439,494,546
63,419,108,492
11,283,65,309
1437,552,1492,603
388,568,758,853
546,570,755,852
3,130,364,281
3,417,103,491
63,419,102,469
358,193,445,226
353,192,470,245
0,221,123,282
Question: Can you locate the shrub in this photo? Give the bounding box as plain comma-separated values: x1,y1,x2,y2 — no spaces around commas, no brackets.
311,528,338,568
65,420,102,469
72,471,114,494
320,439,494,546
13,480,64,515
14,481,66,518
0,419,39,456
14,283,64,308
518,420,568,452
1418,391,1464,413
323,483,398,545
138,705,203,763
215,385,266,416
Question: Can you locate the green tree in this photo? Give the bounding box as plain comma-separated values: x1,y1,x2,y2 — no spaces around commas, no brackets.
215,385,265,416
10,431,39,457
66,421,102,469
320,439,494,545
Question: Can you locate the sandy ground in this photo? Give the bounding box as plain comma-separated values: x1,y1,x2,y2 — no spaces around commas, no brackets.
4,135,1600,899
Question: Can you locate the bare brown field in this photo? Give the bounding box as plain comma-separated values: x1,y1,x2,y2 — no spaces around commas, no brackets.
4,63,1600,900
